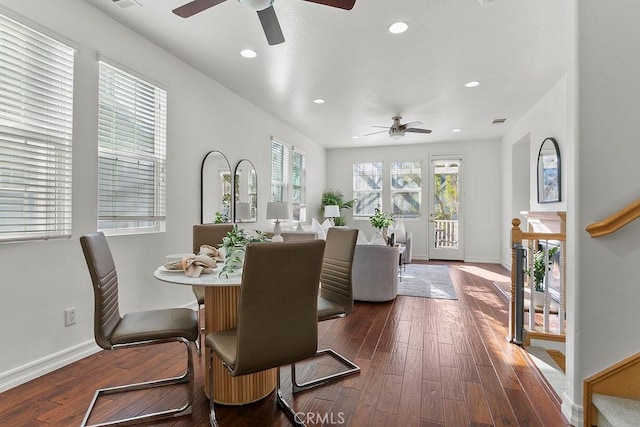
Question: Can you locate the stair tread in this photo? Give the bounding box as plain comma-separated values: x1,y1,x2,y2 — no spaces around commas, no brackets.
593,393,640,427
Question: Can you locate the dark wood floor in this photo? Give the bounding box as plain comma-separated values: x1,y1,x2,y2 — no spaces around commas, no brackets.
0,262,570,426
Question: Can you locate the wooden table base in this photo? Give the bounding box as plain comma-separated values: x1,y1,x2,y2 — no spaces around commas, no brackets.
204,286,277,405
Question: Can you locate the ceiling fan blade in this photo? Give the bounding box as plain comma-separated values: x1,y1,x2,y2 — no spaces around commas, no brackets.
304,0,356,10
401,121,423,129
364,129,389,136
406,128,432,134
173,0,228,18
257,6,285,45
371,125,391,129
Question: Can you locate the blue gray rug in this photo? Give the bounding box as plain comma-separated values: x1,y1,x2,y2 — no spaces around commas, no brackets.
398,264,457,299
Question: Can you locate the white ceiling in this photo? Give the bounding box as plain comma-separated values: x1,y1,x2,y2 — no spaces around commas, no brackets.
84,0,569,148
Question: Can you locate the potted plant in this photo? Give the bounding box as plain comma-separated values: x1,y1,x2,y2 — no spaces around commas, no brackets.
320,188,356,226
370,207,395,241
218,225,267,278
526,246,559,306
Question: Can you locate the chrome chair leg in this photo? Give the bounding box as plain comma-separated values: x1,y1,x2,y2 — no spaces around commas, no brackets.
292,348,360,393
81,337,194,427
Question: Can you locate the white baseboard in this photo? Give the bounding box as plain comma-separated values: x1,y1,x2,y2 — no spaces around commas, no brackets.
562,393,584,427
0,339,100,393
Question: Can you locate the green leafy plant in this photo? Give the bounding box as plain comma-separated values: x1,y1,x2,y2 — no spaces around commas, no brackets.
320,188,356,226
370,207,395,229
526,246,559,292
218,226,267,278
213,211,228,224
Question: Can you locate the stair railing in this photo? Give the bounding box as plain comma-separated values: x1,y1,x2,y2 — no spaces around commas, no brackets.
585,198,640,237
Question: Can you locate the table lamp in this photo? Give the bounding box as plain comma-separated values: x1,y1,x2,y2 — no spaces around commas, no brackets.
266,201,289,242
235,202,252,222
324,205,340,226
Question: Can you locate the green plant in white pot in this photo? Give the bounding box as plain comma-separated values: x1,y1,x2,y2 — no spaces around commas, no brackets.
525,246,559,305
370,207,395,241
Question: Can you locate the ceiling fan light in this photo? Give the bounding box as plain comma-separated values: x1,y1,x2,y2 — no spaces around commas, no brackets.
390,132,404,140
238,0,275,11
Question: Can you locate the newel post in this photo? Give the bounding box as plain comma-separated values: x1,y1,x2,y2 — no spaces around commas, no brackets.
509,218,523,342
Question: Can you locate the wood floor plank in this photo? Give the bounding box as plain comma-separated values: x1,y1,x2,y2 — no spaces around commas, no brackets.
0,262,569,427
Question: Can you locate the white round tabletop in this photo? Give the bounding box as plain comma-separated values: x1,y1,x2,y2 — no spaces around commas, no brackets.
153,267,242,287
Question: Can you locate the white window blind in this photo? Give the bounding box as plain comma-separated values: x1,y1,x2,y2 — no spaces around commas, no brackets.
353,162,382,216
291,148,306,222
0,14,75,243
98,61,166,234
391,161,421,218
270,139,289,203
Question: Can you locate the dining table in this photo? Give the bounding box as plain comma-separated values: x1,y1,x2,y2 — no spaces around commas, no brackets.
153,265,277,405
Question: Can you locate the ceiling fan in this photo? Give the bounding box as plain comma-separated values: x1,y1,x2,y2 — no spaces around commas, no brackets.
365,116,432,140
172,0,356,46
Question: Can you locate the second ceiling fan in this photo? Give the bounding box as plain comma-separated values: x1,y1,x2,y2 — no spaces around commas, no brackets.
173,0,356,46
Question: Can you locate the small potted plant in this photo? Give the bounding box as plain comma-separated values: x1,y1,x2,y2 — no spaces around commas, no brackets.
370,207,395,241
218,226,267,278
526,246,559,306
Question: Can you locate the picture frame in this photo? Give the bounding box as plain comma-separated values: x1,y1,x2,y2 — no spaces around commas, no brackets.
537,137,561,203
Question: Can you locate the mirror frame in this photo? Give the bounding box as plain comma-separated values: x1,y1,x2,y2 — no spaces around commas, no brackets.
233,159,258,223
537,137,561,203
200,150,232,224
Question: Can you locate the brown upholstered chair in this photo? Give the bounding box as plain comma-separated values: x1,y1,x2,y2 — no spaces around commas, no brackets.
281,231,317,242
79,232,199,427
205,240,326,426
292,227,360,393
192,223,234,354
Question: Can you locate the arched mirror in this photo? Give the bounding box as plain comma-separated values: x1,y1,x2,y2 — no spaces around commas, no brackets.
537,137,561,203
201,150,232,223
234,159,257,223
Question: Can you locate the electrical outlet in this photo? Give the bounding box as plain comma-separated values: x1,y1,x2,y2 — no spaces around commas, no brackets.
65,307,76,326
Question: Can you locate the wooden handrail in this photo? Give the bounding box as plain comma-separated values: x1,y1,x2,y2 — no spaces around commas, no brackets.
585,198,640,238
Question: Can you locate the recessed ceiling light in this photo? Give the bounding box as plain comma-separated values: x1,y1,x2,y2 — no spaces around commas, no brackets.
240,49,257,58
352,136,360,139
464,81,480,88
389,22,409,34
313,98,326,104
452,128,462,133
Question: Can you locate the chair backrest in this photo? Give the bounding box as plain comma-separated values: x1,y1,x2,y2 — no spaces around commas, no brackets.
79,232,122,350
319,228,359,315
232,240,326,376
281,231,317,242
192,223,234,253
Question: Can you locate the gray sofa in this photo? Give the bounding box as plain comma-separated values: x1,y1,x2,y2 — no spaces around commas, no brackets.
352,244,399,302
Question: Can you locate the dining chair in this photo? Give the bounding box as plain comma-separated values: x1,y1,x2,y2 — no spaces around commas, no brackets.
192,223,234,354
292,227,360,393
205,239,326,426
79,232,199,427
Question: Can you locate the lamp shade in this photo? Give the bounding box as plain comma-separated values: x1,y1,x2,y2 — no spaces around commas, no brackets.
266,202,289,220
235,202,252,220
324,205,340,218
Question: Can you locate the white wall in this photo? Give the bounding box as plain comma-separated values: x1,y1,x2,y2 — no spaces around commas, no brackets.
326,139,502,263
570,1,640,424
500,76,569,267
0,0,326,391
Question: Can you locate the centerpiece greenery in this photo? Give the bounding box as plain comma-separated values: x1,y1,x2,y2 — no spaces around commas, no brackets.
218,225,267,278
320,188,356,226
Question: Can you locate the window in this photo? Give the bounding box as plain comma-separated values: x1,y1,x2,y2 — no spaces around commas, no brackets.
98,61,167,234
353,162,382,217
270,139,306,221
0,14,75,243
391,161,421,218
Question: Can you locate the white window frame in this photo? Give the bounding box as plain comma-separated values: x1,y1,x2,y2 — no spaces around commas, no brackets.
352,162,383,218
97,60,167,235
270,138,306,223
391,161,422,219
0,13,75,243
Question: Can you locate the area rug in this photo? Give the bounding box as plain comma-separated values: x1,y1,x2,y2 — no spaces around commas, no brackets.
397,264,457,300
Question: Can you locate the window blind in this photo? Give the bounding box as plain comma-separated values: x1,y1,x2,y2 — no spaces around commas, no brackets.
270,139,288,202
98,61,166,233
0,14,75,243
292,148,306,222
353,162,382,216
